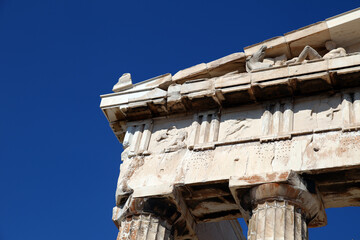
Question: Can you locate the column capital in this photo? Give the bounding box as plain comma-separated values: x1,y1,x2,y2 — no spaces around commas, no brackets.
112,196,180,228
112,191,199,239
239,172,327,228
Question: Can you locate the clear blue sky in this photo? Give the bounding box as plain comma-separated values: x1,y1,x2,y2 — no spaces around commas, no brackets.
1,1,359,239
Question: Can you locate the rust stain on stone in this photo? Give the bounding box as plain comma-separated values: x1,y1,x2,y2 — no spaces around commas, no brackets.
279,172,290,180
129,198,137,213
239,172,290,185
265,172,277,181
240,175,265,184
336,135,360,156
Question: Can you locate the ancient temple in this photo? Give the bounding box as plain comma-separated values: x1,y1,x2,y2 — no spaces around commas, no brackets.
100,8,360,240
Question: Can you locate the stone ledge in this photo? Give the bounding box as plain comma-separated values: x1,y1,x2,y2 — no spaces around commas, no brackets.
101,55,360,125
244,8,360,58
172,52,246,84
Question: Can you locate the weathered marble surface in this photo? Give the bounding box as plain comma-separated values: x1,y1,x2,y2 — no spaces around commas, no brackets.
116,215,172,240
248,201,307,240
113,73,133,92
110,87,360,238
100,8,360,240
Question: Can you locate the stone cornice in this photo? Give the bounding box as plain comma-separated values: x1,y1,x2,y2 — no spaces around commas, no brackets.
101,54,360,141
100,8,360,144
244,7,360,58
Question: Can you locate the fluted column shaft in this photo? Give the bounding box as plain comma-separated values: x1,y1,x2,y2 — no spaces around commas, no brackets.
241,179,326,240
117,214,172,240
248,201,307,240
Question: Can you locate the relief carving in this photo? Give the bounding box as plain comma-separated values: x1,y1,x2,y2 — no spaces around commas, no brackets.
246,45,272,72
322,41,347,59
247,41,348,73
156,126,188,153
286,40,346,64
292,95,345,133
315,98,341,128
223,118,252,138
246,45,288,73
218,107,264,142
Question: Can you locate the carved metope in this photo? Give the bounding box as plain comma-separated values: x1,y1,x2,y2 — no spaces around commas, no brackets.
123,120,153,155
342,92,360,129
261,101,293,138
189,111,220,148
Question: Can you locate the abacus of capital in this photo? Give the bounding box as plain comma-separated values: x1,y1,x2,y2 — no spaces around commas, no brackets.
100,8,360,240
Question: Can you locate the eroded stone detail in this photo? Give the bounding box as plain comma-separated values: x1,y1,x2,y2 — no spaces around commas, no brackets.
287,41,347,64
342,92,360,130
156,126,188,153
248,201,307,240
116,214,172,240
100,8,360,240
290,45,322,64
223,118,252,139
238,174,326,240
113,73,133,92
246,45,272,72
189,111,220,149
115,155,145,205
123,120,153,156
261,101,293,140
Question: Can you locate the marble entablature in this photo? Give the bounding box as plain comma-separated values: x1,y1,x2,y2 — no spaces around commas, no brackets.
100,8,360,240
117,89,360,200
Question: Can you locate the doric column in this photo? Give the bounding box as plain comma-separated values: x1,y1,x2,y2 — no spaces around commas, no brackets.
116,214,171,240
240,176,326,240
248,200,307,240
112,196,175,240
